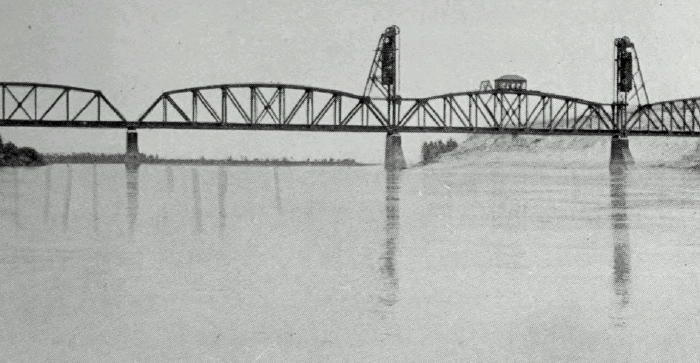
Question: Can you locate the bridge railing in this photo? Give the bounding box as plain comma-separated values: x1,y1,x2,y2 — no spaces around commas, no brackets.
0,82,126,125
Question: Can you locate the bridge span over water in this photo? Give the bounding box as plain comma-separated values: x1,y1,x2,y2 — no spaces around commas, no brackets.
2,27,700,168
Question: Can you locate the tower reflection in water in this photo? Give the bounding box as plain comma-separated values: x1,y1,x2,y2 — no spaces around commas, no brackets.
126,163,139,238
380,170,401,308
610,168,631,326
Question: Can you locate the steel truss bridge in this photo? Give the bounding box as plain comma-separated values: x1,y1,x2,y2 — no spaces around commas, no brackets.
3,81,700,137
3,27,700,167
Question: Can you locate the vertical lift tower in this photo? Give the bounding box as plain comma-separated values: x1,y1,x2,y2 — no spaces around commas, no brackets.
611,36,648,170
364,25,407,169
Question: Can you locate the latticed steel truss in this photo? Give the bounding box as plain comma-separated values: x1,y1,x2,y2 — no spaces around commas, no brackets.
0,82,125,126
627,97,700,135
136,84,617,134
4,82,700,136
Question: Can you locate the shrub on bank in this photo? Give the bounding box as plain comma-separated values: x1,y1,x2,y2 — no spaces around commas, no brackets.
0,135,46,167
421,138,459,164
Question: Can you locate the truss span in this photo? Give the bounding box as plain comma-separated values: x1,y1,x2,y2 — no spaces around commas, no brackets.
0,82,126,126
138,83,389,128
137,84,619,134
396,89,615,134
627,96,700,135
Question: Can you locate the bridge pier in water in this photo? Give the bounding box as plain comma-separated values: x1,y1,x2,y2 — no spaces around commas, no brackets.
385,133,407,170
125,128,140,163
609,135,634,172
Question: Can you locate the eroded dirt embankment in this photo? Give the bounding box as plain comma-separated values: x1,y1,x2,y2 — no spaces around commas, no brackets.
422,134,700,169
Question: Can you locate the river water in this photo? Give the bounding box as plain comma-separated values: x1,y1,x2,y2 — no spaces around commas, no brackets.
1,162,699,361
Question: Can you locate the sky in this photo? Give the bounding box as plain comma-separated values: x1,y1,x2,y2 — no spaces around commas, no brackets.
2,0,700,163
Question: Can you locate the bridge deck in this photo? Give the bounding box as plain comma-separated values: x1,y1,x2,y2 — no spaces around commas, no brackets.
4,119,700,137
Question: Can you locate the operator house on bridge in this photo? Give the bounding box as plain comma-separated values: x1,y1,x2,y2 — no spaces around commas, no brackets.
494,75,527,90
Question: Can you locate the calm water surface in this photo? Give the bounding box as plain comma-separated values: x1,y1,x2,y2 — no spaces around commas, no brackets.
1,163,699,361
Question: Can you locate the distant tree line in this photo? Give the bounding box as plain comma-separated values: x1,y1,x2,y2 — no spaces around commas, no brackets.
0,134,45,167
43,151,366,166
421,138,459,164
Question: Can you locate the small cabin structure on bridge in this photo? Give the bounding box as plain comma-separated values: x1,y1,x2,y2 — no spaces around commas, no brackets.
494,75,527,90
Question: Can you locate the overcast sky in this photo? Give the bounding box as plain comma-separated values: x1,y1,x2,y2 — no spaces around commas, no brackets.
2,0,699,162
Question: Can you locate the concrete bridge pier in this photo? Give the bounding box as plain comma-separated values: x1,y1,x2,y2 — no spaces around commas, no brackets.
609,135,634,172
385,133,407,170
125,128,140,163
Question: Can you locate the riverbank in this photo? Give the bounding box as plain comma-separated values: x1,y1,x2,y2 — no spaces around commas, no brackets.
0,135,45,167
419,134,700,169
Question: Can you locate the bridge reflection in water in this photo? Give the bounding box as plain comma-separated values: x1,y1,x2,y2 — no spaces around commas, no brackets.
609,169,631,327
192,168,203,235
126,164,139,238
92,164,99,234
273,167,282,212
43,166,51,224
62,166,72,232
380,170,401,309
12,169,20,231
217,166,228,239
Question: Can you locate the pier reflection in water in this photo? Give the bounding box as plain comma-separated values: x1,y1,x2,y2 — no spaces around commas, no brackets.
380,170,400,309
126,164,139,237
609,168,631,327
